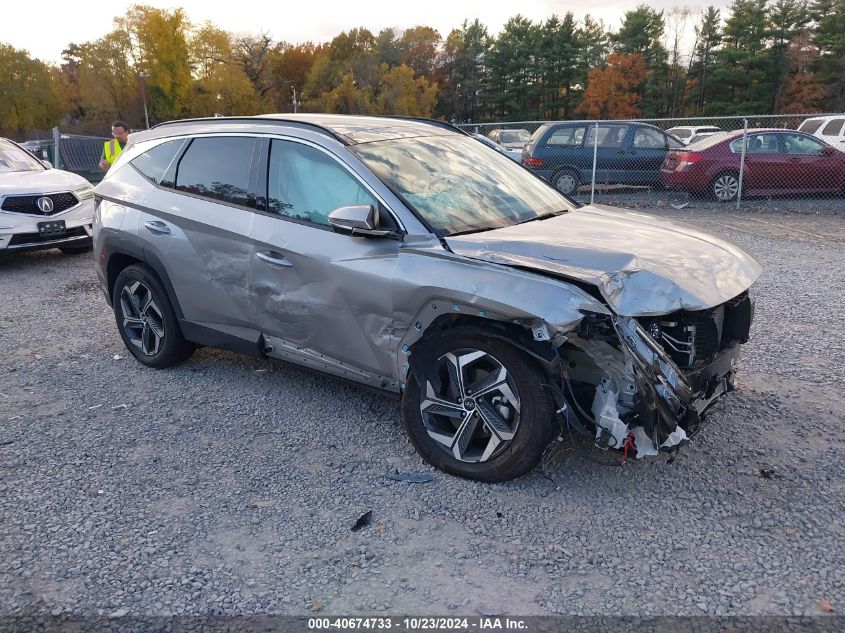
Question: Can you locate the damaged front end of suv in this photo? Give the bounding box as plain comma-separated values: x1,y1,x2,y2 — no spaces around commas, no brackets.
560,292,754,458
400,205,762,481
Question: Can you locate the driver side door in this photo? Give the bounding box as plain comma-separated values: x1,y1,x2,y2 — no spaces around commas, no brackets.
249,138,403,383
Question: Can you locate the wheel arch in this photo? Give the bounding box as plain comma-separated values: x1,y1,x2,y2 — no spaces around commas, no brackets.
105,245,185,321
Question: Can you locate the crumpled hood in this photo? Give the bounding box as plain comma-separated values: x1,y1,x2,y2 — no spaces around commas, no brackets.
444,205,762,316
0,169,90,196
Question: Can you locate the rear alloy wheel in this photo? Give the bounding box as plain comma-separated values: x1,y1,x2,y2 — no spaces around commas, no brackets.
402,329,555,482
552,169,579,195
112,264,194,368
712,172,740,202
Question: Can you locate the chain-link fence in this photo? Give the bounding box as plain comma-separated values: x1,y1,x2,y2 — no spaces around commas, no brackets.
458,114,845,210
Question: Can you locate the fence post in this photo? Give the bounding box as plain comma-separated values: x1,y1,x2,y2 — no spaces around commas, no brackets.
736,118,747,210
590,121,598,204
51,127,61,170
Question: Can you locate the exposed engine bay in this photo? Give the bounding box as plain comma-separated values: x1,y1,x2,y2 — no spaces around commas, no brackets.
554,291,755,458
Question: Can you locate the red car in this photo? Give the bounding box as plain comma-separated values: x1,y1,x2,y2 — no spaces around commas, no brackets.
661,128,845,202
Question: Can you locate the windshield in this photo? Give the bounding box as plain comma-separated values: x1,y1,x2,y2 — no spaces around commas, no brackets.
353,135,576,236
0,139,43,173
498,130,531,144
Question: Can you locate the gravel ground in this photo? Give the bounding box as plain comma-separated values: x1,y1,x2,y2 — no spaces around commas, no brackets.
1,205,843,622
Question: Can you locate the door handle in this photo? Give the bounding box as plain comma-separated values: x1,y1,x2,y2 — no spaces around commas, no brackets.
257,251,294,267
144,220,171,235
789,157,801,163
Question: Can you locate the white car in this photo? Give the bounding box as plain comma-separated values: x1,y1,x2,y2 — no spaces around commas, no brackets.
797,115,845,152
471,133,522,161
0,138,95,254
665,125,722,145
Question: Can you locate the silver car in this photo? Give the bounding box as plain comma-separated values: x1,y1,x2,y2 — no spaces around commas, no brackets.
93,114,761,482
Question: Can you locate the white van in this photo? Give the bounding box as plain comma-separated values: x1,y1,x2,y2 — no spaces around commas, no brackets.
797,116,845,152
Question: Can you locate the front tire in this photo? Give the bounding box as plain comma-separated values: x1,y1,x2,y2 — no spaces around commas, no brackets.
59,243,92,254
112,264,194,368
402,328,555,482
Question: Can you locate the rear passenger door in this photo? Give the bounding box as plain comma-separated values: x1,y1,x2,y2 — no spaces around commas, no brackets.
248,138,402,379
136,135,260,337
584,124,630,184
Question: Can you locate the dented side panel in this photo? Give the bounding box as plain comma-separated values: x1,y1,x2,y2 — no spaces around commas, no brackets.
392,241,610,380
249,213,402,378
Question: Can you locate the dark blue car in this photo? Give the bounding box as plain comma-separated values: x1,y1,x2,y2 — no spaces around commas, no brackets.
522,122,684,194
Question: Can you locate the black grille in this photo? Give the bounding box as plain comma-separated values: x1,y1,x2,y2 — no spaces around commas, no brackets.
1,192,79,215
8,226,88,246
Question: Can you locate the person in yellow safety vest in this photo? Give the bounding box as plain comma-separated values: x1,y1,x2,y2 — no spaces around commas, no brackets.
99,121,130,171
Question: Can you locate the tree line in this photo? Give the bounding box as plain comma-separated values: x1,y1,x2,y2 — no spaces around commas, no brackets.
1,0,843,138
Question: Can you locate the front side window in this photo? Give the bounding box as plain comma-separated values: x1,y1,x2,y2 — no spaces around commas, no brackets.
175,137,256,207
782,133,826,155
584,125,627,148
353,134,576,236
633,127,667,149
547,127,585,146
668,128,691,139
0,139,43,173
267,140,377,227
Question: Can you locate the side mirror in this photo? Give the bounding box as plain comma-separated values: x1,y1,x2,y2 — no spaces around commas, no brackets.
41,159,52,169
328,204,393,237
821,146,836,157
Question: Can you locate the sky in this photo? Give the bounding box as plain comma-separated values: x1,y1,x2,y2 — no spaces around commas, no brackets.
1,0,733,65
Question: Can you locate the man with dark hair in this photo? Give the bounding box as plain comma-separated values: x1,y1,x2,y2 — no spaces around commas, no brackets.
99,121,130,171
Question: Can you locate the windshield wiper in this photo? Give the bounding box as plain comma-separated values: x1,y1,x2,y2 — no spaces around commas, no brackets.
446,225,500,237
516,209,568,225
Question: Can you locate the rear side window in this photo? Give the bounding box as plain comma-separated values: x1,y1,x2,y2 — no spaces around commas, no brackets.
821,119,845,136
131,139,184,185
798,119,824,134
633,127,667,149
585,125,627,148
730,133,782,153
175,137,256,207
546,127,585,146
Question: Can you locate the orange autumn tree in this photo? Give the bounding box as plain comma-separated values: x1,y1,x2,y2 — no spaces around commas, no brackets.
577,53,647,119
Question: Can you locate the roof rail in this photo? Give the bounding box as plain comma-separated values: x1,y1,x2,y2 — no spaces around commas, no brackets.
150,116,351,144
380,115,469,136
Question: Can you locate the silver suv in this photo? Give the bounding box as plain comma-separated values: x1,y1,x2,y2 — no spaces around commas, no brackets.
93,114,761,482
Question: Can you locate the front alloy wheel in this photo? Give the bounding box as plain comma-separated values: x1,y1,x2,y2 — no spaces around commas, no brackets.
419,350,521,463
402,328,555,482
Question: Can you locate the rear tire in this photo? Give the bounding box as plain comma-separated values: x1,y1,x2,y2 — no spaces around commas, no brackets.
711,172,740,203
402,328,555,482
551,169,580,195
112,264,195,368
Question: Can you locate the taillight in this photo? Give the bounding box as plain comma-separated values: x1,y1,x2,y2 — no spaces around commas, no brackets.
676,153,702,170
522,156,544,167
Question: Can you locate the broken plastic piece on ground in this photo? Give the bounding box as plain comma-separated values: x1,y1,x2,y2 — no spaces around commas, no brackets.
385,473,434,483
351,510,373,532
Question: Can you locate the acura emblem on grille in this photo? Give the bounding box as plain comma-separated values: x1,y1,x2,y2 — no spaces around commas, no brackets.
36,197,54,214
